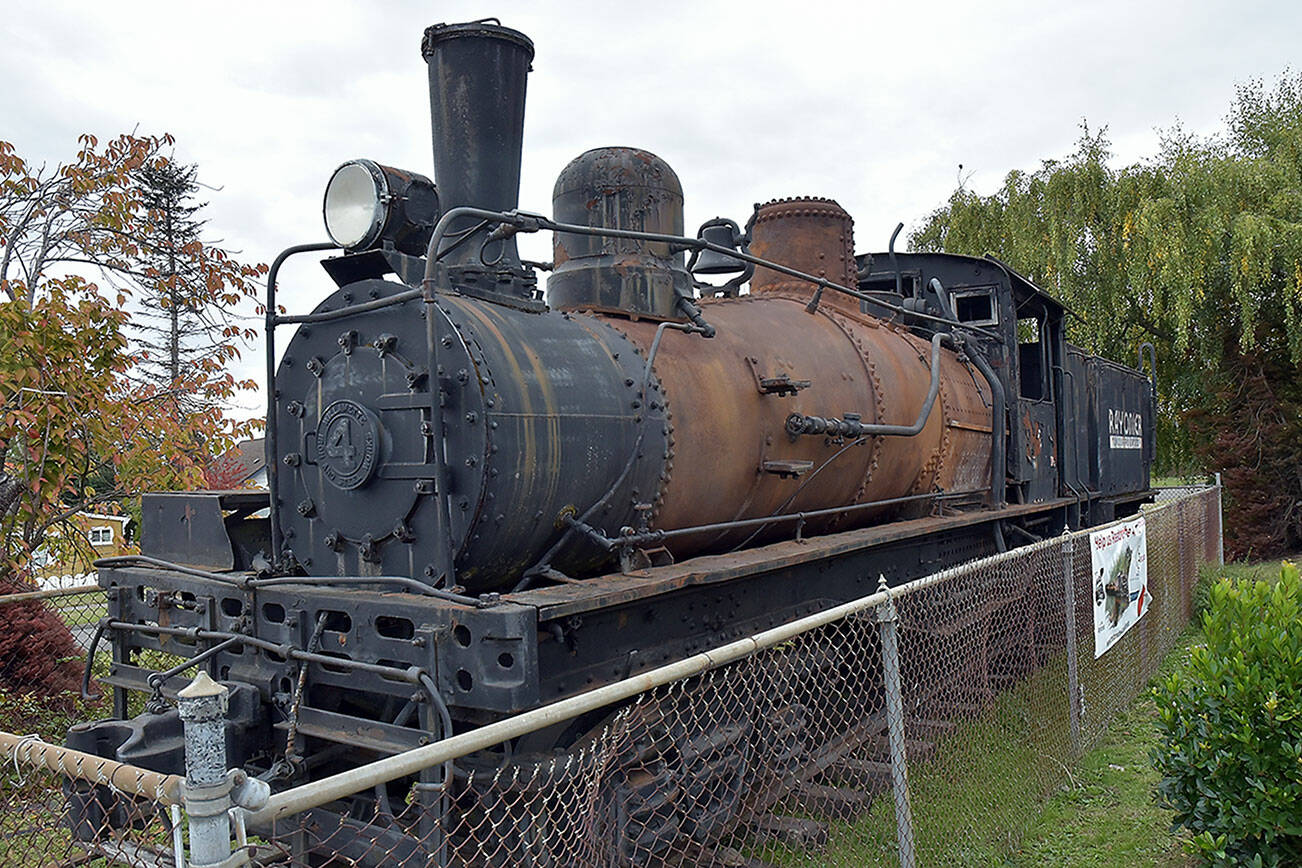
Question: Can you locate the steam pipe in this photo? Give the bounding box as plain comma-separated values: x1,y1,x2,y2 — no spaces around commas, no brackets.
568,488,987,552
269,210,1000,340
276,288,422,325
967,345,1006,508
146,637,244,691
926,276,1005,510
105,621,424,684
889,222,904,299
93,556,484,605
675,295,716,337
929,277,955,320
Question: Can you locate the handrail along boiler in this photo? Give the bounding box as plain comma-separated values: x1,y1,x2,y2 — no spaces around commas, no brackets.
70,19,1155,863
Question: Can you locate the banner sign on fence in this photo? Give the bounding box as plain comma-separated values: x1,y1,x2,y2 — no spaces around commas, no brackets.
1091,516,1148,658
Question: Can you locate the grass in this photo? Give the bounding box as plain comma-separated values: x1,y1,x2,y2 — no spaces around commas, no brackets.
1150,476,1214,488
746,609,1236,865
51,591,108,628
1201,558,1288,584
1007,632,1199,867
744,652,1105,866
1007,560,1291,867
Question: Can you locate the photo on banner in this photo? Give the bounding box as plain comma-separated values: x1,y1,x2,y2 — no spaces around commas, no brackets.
1091,516,1148,658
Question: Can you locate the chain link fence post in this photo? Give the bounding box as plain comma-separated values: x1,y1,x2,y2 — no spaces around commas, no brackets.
178,672,239,868
1214,472,1224,565
1062,533,1081,753
875,575,916,868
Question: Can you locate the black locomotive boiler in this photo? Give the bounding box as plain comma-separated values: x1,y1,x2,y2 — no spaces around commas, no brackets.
72,18,1156,863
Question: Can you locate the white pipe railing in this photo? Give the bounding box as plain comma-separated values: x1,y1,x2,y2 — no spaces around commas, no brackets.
0,731,183,805
0,583,101,604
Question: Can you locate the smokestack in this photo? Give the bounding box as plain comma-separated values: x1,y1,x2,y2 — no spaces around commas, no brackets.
421,20,535,301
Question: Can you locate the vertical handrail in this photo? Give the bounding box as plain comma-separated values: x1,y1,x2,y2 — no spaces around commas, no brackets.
264,242,338,570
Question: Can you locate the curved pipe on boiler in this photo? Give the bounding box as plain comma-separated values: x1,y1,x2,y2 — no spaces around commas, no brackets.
511,318,712,592
785,332,949,439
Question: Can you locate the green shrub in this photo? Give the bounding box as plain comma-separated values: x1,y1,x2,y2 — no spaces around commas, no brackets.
1152,562,1302,866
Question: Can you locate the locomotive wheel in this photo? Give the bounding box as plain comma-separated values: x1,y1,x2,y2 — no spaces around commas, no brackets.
451,689,758,867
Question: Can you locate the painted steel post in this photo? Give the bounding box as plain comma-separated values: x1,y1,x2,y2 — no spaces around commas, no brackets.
178,672,238,868
1063,533,1081,753
875,576,916,868
1214,472,1224,565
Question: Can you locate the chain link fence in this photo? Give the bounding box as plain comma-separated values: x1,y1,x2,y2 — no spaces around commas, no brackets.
0,486,1220,866
0,732,183,867
0,580,110,657
246,487,1220,867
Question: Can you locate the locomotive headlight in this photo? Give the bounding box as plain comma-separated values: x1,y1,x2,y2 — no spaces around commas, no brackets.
323,159,440,256
324,160,383,249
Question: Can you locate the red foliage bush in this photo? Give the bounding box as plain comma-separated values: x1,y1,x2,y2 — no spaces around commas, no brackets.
1187,351,1302,561
0,577,84,696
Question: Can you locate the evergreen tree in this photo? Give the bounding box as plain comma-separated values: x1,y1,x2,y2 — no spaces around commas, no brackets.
129,160,255,411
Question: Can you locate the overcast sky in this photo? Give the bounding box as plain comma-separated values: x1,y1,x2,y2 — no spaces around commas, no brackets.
5,0,1299,415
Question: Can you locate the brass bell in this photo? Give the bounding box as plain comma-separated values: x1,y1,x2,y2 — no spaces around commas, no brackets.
691,221,746,275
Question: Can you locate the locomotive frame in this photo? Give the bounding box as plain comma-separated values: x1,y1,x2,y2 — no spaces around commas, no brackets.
70,17,1156,863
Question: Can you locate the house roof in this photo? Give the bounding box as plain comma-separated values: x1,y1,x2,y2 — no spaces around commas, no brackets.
207,438,267,487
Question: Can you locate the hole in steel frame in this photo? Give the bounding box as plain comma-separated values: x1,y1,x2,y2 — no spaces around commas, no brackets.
320,610,352,633
453,624,472,647
456,669,473,691
263,603,286,623
497,652,514,669
376,616,415,640
221,597,245,617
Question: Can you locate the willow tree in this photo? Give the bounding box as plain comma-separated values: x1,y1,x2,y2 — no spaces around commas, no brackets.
912,75,1302,558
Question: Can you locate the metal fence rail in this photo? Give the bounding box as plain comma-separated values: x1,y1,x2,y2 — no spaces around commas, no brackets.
0,486,1221,867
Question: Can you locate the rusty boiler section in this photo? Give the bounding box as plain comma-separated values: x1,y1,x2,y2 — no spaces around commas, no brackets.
598,196,993,556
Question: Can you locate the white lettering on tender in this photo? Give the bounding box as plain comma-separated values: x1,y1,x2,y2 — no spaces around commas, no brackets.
1107,408,1143,450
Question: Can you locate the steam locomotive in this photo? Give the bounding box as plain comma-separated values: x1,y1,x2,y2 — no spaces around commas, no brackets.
70,18,1154,863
